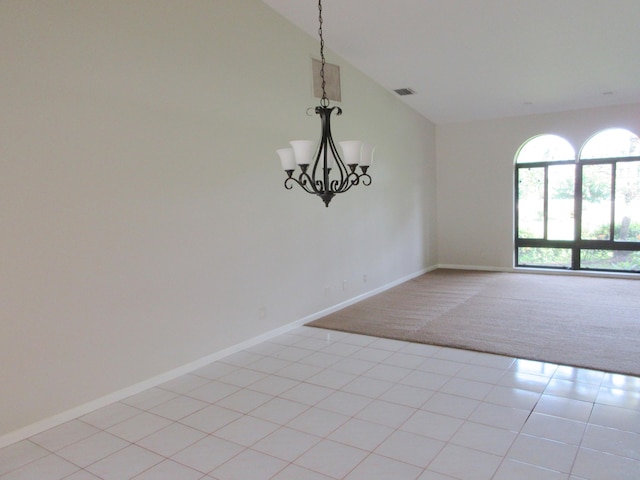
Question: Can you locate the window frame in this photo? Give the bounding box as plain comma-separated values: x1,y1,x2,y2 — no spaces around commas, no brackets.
515,134,640,273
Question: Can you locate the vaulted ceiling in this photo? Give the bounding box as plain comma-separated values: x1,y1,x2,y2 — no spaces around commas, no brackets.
262,0,640,124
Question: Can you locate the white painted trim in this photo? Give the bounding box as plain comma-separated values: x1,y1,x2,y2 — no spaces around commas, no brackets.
0,266,435,449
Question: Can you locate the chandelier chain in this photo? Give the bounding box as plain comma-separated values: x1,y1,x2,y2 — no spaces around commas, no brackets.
317,0,328,107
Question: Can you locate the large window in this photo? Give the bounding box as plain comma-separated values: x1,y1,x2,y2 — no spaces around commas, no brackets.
515,129,640,273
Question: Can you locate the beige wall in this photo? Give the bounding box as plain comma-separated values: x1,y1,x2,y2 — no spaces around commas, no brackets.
0,0,437,438
436,103,640,269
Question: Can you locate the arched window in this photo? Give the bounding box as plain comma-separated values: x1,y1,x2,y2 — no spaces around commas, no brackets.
515,129,640,273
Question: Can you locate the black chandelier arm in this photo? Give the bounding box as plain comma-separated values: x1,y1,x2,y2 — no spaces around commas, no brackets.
359,171,372,186
284,170,322,195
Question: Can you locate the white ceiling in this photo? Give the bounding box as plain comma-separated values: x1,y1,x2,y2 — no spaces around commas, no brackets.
262,0,640,124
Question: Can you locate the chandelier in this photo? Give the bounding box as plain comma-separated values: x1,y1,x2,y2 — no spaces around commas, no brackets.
276,0,373,207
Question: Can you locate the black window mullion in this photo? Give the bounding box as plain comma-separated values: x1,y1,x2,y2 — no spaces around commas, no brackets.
543,165,549,240
610,162,617,241
573,162,582,269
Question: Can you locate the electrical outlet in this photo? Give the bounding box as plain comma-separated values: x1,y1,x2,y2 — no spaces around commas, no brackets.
259,306,267,319
363,274,368,283
324,286,331,297
342,280,348,291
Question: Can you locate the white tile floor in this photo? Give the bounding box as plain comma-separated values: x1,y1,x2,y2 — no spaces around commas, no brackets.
2,326,640,479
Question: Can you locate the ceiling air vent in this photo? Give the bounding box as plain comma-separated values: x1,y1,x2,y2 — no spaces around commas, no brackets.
393,87,416,96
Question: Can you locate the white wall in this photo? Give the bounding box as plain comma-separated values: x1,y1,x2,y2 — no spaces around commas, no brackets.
436,103,640,269
0,0,437,439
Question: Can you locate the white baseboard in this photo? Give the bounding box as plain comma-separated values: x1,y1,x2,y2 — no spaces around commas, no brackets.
0,266,436,449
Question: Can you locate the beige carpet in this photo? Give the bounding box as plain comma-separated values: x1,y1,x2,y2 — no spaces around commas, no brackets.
308,269,640,377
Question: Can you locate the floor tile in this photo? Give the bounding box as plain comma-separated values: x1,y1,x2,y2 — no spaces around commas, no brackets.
85,444,163,480
355,399,415,428
56,431,129,467
596,386,640,410
429,444,502,480
252,427,321,462
344,453,423,480
375,430,445,468
572,447,640,480
601,373,640,391
106,411,172,442
5,327,640,480
270,463,333,480
210,448,288,480
521,412,587,445
148,395,208,421
588,403,640,434
213,416,279,447
506,434,578,473
509,359,557,377
401,371,450,391
184,381,240,404
581,424,640,460
421,392,480,419
449,421,517,456
329,357,376,376
493,459,569,480
341,376,394,398
246,356,292,374
456,364,505,384
362,363,411,383
417,470,461,480
554,366,605,385
533,395,594,422
294,439,368,479
350,347,393,363
132,459,203,480
417,358,465,376
384,351,427,369
136,422,206,457
29,420,100,452
306,369,358,389
274,362,324,381
544,378,600,402
63,471,102,479
378,383,434,408
440,377,493,401
214,388,273,414
497,371,550,393
217,367,267,388
279,382,334,406
158,374,210,394
484,385,540,410
286,407,349,437
178,404,243,434
80,402,142,430
170,435,244,474
321,341,362,357
468,352,514,370
329,417,394,451
248,397,309,425
400,410,464,442
0,440,49,476
192,361,239,380
248,375,299,396
121,387,178,410
0,453,78,480
315,390,373,416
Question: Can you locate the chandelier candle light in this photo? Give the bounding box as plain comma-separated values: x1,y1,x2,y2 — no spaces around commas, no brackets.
277,0,374,207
